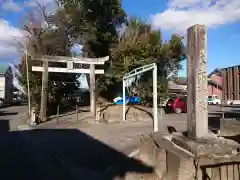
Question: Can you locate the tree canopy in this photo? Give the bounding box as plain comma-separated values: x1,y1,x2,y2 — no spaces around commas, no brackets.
19,2,79,120
58,0,126,58
98,18,186,104
19,0,186,120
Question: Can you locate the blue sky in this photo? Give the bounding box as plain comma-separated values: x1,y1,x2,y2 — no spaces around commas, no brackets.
123,0,240,77
1,0,240,77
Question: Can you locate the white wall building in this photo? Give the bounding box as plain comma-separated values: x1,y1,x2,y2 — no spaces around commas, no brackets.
0,64,13,105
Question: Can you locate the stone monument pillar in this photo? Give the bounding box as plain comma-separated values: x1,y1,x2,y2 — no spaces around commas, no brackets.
187,25,208,139
138,24,240,180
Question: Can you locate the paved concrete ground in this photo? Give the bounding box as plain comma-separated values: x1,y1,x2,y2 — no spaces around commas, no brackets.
34,105,240,154
13,113,186,179
0,104,28,131
0,105,78,179
0,130,77,180
1,104,240,179
0,106,155,179
37,112,187,154
0,105,185,179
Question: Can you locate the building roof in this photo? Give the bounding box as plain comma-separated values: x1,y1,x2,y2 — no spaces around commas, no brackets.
0,64,9,74
207,68,223,90
174,77,187,85
208,79,222,90
208,68,222,78
174,69,222,86
168,81,187,92
172,68,225,91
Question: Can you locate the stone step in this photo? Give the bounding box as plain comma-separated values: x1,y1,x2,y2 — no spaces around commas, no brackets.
124,154,162,180
125,171,161,180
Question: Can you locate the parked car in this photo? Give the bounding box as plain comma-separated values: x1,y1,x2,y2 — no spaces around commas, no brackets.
165,96,187,114
0,98,4,107
208,95,221,105
226,100,240,105
12,94,22,105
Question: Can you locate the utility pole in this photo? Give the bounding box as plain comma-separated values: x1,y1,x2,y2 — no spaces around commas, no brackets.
90,64,96,116
152,63,158,132
25,44,31,123
39,59,49,122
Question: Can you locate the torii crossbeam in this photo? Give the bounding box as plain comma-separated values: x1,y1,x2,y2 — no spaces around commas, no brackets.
32,55,109,74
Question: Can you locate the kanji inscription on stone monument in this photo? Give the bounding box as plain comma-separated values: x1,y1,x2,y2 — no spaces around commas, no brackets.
187,25,208,139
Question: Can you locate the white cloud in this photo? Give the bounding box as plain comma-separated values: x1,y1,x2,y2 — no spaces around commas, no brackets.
0,19,26,60
0,0,58,60
151,0,240,31
0,46,19,60
24,0,58,14
1,0,21,12
0,20,24,43
0,0,60,61
24,0,54,6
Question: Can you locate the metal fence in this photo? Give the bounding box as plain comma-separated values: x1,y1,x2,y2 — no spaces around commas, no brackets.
201,162,240,180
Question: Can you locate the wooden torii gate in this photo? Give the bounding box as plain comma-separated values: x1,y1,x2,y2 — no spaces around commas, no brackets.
32,55,109,121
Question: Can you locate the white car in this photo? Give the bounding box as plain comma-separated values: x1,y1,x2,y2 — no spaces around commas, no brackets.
208,95,221,105
227,100,240,105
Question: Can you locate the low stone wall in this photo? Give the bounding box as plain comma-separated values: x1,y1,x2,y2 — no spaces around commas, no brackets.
99,105,152,123
139,132,240,180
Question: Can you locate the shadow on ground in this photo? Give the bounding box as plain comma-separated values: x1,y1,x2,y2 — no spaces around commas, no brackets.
0,119,10,132
207,115,240,143
0,120,153,180
223,134,240,144
0,111,18,116
209,110,240,119
208,116,221,133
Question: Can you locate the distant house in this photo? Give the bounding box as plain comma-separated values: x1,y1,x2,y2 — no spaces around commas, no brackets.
208,68,222,98
171,73,223,98
168,78,187,96
0,64,13,105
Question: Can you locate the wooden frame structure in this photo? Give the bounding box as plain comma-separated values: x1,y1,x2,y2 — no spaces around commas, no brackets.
122,63,158,132
32,55,109,121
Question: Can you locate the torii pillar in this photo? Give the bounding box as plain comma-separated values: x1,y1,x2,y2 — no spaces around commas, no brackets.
187,25,208,139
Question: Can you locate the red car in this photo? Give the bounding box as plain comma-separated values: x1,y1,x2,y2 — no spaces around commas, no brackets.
165,96,187,114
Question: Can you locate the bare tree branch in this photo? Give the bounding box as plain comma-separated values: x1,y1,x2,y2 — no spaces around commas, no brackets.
36,1,52,27
11,36,25,52
19,0,58,57
54,0,61,9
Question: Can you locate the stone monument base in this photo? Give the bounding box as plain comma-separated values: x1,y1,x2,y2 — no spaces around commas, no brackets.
138,132,240,180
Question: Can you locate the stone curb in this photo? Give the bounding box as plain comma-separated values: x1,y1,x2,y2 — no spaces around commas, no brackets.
17,124,35,131
103,148,140,178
